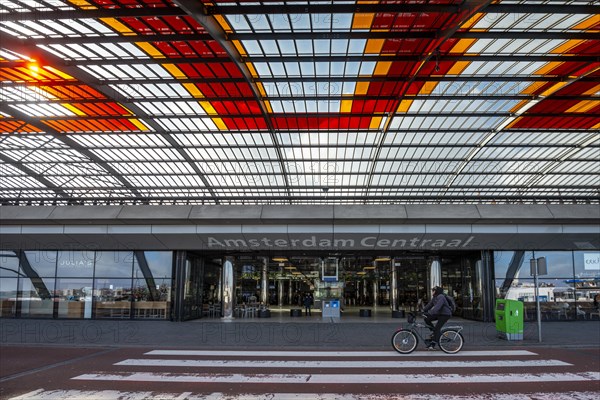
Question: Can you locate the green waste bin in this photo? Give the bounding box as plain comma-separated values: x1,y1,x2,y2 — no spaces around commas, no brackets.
495,299,524,340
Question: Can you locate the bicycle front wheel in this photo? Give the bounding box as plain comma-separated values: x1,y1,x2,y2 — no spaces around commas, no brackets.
391,329,418,354
438,330,464,354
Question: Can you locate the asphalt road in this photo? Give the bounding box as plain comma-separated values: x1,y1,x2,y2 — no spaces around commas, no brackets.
1,344,599,399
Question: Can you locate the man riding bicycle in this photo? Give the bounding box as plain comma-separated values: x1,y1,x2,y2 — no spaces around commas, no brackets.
422,286,452,350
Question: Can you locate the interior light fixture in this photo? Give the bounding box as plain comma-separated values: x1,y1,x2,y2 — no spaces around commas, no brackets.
363,266,376,270
374,257,391,262
357,271,367,275
272,257,288,262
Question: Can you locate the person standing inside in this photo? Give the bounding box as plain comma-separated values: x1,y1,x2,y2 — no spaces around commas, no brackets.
422,286,452,349
303,292,313,316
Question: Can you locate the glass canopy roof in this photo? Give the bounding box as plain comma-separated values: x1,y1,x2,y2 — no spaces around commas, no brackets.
1,0,598,205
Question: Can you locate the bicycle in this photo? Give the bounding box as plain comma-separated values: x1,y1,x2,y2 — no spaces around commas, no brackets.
391,312,464,354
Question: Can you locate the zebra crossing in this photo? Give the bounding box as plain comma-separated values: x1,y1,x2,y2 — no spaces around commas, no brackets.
10,349,600,399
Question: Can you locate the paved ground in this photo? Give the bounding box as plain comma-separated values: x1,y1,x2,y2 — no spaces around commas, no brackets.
1,310,598,349
1,314,599,399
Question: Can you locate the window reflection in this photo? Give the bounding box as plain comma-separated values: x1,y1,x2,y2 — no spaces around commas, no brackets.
56,278,94,319
19,277,55,318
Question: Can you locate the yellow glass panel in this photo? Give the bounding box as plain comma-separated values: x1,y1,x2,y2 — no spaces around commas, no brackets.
136,42,164,58
100,18,135,35
263,100,273,114
233,40,247,57
183,83,204,98
119,104,134,116
505,117,521,129
461,13,484,29
521,81,548,95
565,100,600,113
418,82,438,95
67,0,96,9
447,61,470,75
582,84,600,96
510,100,528,113
215,15,232,33
44,66,75,80
573,16,599,30
61,104,86,116
397,99,413,113
534,62,563,75
369,116,382,129
551,40,584,54
540,82,568,97
213,118,227,130
340,100,353,113
162,64,187,79
449,39,476,54
130,119,149,131
352,13,374,29
355,82,370,95
246,63,258,78
256,82,267,97
365,39,384,54
374,61,391,75
200,101,217,115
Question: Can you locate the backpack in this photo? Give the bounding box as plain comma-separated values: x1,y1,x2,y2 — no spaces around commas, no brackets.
445,295,457,313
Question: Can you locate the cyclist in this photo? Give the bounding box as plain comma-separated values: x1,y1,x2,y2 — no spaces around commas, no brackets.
422,286,452,350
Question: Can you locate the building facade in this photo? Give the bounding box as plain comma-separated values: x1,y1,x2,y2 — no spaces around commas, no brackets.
1,204,599,322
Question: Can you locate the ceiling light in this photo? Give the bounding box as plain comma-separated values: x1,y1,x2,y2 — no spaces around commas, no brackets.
272,257,288,262
374,257,391,262
363,266,376,270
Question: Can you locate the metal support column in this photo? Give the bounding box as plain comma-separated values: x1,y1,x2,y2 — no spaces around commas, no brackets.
260,257,268,306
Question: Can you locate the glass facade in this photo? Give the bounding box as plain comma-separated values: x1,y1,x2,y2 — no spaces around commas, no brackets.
0,250,173,320
494,250,600,321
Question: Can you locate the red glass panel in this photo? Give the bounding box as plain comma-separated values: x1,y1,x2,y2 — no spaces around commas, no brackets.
0,121,42,133
223,63,244,78
372,13,397,30
178,64,200,79
193,63,217,78
388,61,420,77
197,83,216,97
222,82,243,97
153,42,179,57
206,41,228,57
206,83,229,98
236,82,255,97
120,18,154,35
188,41,217,57
511,116,599,130
171,42,197,58
212,63,236,78
142,16,173,34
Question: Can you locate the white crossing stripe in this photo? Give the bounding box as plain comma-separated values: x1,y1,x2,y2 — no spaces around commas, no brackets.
145,349,537,357
116,358,571,368
10,389,600,400
72,371,600,384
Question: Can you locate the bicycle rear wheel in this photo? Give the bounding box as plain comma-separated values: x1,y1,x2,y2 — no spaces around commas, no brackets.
438,330,464,354
391,329,418,354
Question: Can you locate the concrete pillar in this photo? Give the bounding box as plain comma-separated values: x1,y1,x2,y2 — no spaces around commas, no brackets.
221,256,234,320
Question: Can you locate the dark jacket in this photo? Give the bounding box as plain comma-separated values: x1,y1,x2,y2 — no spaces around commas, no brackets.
423,294,452,316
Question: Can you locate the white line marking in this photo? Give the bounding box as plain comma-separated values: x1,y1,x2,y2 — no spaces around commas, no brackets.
72,371,600,384
116,358,571,368
10,390,600,400
9,390,600,400
145,350,537,357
